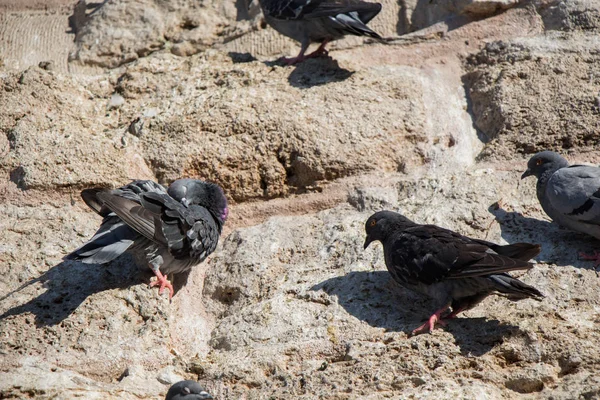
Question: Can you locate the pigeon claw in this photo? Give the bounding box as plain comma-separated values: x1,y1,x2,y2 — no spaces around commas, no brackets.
149,270,174,300
579,250,600,269
306,41,329,59
411,305,451,336
411,314,444,335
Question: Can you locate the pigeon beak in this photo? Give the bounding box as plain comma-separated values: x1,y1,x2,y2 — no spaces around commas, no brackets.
364,235,373,250
521,169,532,179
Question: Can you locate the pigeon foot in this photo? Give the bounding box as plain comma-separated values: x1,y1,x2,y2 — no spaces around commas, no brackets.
411,305,450,335
306,41,330,58
579,251,600,269
149,269,174,300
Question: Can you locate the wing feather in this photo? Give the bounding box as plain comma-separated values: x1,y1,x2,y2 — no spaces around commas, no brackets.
388,224,536,285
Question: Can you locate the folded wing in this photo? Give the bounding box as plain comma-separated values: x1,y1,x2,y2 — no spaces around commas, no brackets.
389,225,537,285
546,165,600,224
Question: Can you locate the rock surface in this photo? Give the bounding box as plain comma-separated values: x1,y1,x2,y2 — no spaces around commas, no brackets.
2,0,600,399
465,32,600,160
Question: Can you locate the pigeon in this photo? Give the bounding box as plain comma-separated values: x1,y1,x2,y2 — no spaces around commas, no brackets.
522,150,600,266
256,0,382,64
166,380,213,400
364,211,544,335
65,179,228,299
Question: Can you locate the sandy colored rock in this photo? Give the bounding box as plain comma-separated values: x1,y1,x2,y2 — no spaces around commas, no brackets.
199,168,600,398
457,0,521,16
2,0,600,398
538,0,600,32
1,48,478,201
0,67,154,189
465,32,600,160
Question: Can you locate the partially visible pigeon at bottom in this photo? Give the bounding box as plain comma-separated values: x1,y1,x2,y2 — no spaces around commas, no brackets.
166,380,213,400
364,211,544,335
65,179,228,300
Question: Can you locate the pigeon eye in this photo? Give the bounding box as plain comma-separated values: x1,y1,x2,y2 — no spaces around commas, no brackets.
369,220,376,227
535,159,544,166
183,387,191,394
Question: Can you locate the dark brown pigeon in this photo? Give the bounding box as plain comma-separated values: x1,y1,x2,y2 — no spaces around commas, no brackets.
256,0,382,64
65,179,228,299
364,210,544,335
166,380,213,400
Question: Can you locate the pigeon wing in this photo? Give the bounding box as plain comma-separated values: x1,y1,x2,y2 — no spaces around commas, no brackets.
469,239,541,261
265,0,323,19
80,180,167,217
300,0,381,22
546,165,600,223
268,0,381,24
386,226,459,285
390,225,534,285
100,191,219,261
141,192,218,260
96,191,158,243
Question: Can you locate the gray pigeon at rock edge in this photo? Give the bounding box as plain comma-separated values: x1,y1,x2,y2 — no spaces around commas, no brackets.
65,179,228,299
166,380,213,400
364,211,544,335
522,150,600,266
256,0,382,64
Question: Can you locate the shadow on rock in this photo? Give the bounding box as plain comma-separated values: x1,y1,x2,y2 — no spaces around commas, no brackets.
312,270,519,356
489,203,599,269
283,57,354,88
228,52,257,64
0,255,189,327
461,73,491,144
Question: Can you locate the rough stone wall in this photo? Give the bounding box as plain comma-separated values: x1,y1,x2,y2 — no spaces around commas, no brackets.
2,0,600,399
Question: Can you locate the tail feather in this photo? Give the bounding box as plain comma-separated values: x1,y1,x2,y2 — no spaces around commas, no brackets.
354,3,382,24
64,219,137,264
492,242,541,261
81,188,108,216
489,273,544,301
329,11,382,39
472,238,541,261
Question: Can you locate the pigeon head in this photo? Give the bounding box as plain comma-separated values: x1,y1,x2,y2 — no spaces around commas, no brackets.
165,380,213,400
522,151,569,180
364,210,414,249
168,179,229,226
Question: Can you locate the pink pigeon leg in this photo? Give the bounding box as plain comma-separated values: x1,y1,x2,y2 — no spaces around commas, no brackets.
281,41,310,65
306,40,330,58
411,303,451,336
149,269,174,300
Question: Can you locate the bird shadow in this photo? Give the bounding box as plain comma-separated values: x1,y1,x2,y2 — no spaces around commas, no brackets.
67,0,108,34
0,256,190,327
489,203,600,269
311,271,519,356
228,52,257,64
265,56,353,88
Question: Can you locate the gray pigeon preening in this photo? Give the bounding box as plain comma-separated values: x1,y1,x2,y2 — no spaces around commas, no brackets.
256,0,382,64
522,150,600,266
65,179,228,299
364,211,544,335
166,380,213,400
